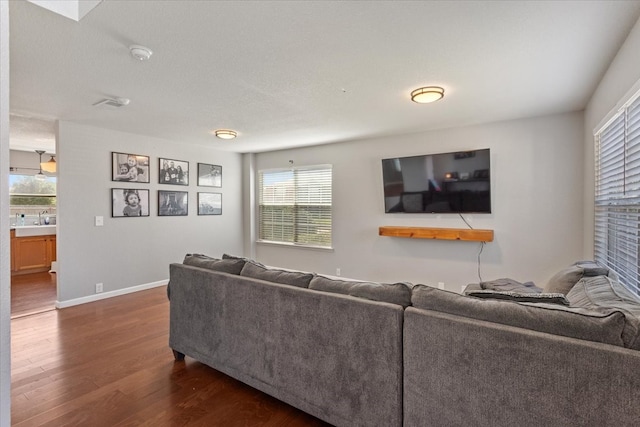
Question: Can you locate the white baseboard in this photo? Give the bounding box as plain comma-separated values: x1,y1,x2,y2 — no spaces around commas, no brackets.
55,279,168,309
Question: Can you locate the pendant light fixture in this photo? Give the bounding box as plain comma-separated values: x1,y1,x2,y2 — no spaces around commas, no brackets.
41,155,56,173
35,150,47,180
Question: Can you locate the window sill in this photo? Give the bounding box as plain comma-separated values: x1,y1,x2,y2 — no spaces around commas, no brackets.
256,240,334,252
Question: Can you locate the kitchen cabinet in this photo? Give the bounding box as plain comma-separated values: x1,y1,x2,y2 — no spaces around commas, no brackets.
11,232,56,275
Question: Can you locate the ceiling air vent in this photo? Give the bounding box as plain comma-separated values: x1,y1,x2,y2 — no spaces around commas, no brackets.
92,97,130,108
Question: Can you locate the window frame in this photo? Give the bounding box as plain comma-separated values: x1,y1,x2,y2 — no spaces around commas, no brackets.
9,173,57,207
257,164,333,250
594,90,640,296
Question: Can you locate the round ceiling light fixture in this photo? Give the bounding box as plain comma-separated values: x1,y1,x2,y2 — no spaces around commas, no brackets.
410,86,445,104
214,129,237,140
129,44,153,61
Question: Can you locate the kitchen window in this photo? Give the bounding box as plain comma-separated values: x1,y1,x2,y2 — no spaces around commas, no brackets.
9,174,57,221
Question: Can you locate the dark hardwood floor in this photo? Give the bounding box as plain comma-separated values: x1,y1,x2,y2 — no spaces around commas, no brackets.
11,271,57,319
11,286,331,426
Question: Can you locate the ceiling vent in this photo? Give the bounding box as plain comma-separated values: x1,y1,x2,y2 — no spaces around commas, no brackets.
92,97,130,108
129,45,153,61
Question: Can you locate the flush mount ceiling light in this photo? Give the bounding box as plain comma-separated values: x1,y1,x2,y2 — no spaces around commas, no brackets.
129,44,153,61
410,86,445,104
41,155,56,173
214,129,237,140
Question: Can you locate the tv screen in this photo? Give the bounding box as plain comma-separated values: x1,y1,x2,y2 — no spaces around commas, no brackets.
381,149,491,214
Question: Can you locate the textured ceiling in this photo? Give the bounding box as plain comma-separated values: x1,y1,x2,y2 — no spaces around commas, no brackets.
9,0,640,154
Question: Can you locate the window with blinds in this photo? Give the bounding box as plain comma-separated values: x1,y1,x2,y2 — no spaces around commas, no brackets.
258,165,332,248
594,93,640,295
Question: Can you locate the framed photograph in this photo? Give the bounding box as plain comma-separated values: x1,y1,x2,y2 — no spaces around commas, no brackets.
159,158,189,185
111,188,150,217
198,192,222,215
158,190,188,216
112,152,150,183
197,163,222,187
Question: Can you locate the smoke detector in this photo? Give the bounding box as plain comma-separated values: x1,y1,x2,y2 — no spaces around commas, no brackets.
129,45,153,61
92,97,130,107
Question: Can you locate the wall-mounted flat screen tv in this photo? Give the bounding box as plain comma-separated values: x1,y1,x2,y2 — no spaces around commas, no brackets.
381,149,491,214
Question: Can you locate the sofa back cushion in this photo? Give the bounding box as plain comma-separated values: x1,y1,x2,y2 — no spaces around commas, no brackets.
411,285,627,347
568,275,640,350
240,261,313,288
544,261,609,295
183,254,245,275
222,253,261,265
309,275,413,307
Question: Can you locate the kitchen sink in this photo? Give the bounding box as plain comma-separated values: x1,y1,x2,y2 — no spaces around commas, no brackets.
14,225,56,237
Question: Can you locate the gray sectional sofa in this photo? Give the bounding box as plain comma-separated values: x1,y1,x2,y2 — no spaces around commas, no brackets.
168,256,640,427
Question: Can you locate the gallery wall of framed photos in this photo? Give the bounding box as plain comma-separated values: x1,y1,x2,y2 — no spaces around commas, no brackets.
110,151,223,218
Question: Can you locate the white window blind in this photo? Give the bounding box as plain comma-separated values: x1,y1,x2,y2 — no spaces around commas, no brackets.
595,94,640,295
258,165,332,248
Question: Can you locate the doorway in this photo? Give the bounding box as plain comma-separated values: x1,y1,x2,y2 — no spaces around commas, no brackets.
10,272,56,318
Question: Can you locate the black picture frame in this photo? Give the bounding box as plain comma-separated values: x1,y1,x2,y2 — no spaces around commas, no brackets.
159,158,189,185
197,163,222,187
111,152,150,183
158,190,188,216
111,188,150,217
198,192,222,215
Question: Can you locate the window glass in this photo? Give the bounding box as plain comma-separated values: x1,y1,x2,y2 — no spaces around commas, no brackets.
9,174,57,222
258,165,332,248
594,94,640,295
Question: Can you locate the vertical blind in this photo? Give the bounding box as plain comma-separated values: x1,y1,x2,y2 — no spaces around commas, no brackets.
258,165,332,248
595,94,640,295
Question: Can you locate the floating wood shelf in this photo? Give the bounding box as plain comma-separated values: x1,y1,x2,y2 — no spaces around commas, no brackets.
379,226,494,242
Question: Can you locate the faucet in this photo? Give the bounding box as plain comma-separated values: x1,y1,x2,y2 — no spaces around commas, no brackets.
37,210,47,225
39,210,49,225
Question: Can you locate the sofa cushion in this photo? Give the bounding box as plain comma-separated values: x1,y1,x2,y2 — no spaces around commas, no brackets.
464,289,569,305
567,275,640,350
479,278,541,293
240,261,313,288
412,285,626,347
222,253,263,266
544,261,609,295
183,253,245,275
309,275,413,307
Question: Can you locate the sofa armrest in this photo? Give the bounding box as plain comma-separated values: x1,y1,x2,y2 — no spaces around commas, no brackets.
404,307,640,427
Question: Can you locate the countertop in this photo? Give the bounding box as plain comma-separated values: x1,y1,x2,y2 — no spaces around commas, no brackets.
11,225,57,237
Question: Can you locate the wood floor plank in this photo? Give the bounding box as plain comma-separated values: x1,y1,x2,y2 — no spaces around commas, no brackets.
11,272,57,318
12,284,332,426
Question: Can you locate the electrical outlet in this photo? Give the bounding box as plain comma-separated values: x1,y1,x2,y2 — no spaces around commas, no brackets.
336,268,341,276
96,283,103,293
438,282,445,290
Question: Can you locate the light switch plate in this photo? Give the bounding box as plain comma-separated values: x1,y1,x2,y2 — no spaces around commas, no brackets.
95,216,104,226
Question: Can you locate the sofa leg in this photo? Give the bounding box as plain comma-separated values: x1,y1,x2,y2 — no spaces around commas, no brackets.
172,349,185,361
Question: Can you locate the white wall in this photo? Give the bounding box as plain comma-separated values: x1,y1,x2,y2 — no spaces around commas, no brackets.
0,1,10,425
252,112,584,290
584,16,640,257
56,121,244,304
